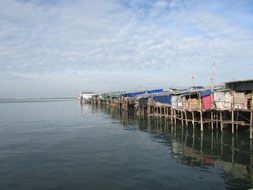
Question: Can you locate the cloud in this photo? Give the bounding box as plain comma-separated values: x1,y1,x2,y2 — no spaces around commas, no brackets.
0,0,253,97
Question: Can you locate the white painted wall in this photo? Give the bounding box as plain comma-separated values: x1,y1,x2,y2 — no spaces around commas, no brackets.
82,93,95,100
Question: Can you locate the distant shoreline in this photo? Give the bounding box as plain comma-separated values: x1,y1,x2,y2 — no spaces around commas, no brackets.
0,97,76,103
0,97,76,100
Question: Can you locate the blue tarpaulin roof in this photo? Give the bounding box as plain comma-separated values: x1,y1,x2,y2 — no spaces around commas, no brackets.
153,94,172,105
199,89,212,97
122,89,163,97
178,89,212,97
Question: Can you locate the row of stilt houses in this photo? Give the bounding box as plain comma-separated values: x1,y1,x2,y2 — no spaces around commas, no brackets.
89,79,253,139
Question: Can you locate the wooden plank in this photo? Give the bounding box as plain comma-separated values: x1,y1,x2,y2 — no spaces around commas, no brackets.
250,111,253,139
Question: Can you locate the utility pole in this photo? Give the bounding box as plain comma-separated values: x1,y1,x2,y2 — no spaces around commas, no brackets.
210,63,215,109
210,63,215,92
192,74,195,88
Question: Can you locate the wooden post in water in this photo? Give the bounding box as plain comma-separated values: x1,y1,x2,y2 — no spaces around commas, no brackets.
184,111,188,126
220,111,223,132
181,111,184,126
216,111,219,129
231,92,235,134
199,94,204,132
200,111,203,132
221,132,224,155
232,135,235,164
236,111,239,131
251,140,253,165
211,111,214,130
192,111,195,129
200,131,203,156
250,90,253,139
232,109,234,134
170,108,173,124
192,127,195,149
147,105,150,116
174,110,177,125
250,110,253,139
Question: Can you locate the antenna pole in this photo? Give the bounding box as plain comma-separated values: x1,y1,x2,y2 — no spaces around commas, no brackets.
210,63,215,109
192,74,195,87
211,63,215,92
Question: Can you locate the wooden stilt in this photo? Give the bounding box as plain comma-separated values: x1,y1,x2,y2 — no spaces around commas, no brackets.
170,109,173,124
147,105,150,116
216,112,219,129
174,110,177,125
250,111,253,139
200,111,203,132
220,111,223,132
232,110,234,134
181,111,184,126
221,132,224,155
192,125,195,149
200,132,203,159
236,111,239,131
232,92,234,134
181,119,184,139
185,111,188,126
211,111,214,130
170,119,173,134
199,95,203,132
192,111,195,129
232,135,235,164
251,140,253,165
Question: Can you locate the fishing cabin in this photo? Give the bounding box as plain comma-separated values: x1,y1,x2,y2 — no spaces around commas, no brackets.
121,89,164,111
79,92,96,103
224,79,253,138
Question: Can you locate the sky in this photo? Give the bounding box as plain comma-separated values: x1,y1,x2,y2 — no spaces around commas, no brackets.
0,0,253,98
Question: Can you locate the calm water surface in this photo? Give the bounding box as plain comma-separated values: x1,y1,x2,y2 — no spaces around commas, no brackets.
0,100,252,190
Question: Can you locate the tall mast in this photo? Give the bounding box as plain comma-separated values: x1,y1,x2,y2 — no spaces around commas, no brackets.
211,63,215,91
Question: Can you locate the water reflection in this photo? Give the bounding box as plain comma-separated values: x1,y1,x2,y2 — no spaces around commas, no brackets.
92,105,253,189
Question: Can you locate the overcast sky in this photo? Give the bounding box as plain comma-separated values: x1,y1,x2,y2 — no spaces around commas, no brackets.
0,0,253,98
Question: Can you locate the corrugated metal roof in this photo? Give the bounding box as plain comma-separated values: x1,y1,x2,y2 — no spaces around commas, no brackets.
225,79,253,84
